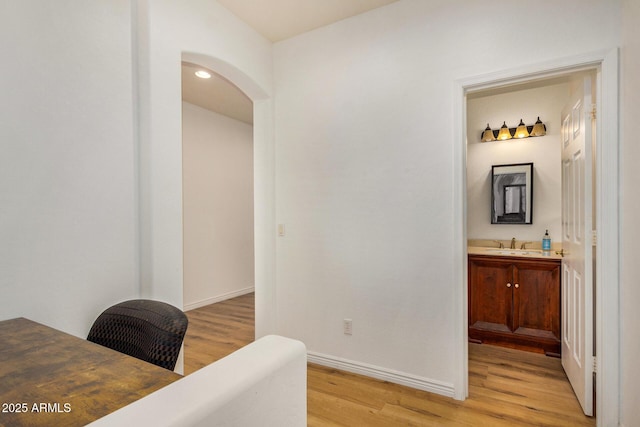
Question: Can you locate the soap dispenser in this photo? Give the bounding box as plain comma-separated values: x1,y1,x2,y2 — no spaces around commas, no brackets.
542,230,551,251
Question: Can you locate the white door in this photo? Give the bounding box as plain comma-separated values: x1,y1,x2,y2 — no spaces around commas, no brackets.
561,74,594,416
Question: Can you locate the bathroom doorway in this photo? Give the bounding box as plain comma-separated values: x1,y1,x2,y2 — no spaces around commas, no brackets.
455,50,620,425
465,70,595,411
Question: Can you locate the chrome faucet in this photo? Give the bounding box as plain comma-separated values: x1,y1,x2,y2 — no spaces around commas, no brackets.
510,238,516,249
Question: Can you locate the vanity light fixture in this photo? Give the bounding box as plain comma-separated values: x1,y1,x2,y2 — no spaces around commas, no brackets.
195,70,212,79
480,118,547,142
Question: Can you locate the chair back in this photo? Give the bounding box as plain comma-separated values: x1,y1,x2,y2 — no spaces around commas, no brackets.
87,299,188,371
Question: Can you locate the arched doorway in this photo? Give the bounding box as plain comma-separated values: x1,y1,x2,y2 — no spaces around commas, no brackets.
180,52,276,340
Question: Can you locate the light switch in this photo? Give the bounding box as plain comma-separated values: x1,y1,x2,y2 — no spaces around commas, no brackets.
277,224,285,236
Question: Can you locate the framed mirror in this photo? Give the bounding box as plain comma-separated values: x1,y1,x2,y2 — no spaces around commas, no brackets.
491,163,533,224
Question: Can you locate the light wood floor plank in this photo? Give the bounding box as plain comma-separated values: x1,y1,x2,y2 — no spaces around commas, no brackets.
183,293,254,375
184,293,595,426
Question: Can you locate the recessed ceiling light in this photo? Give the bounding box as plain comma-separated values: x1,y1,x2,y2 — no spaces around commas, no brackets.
195,70,211,79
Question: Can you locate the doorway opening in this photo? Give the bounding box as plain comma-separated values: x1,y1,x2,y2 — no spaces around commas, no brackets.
455,49,620,426
465,70,596,413
181,61,256,328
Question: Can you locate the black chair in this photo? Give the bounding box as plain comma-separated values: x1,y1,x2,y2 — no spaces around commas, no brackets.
87,299,188,371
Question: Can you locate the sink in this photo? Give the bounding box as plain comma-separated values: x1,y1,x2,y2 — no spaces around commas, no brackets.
485,248,543,256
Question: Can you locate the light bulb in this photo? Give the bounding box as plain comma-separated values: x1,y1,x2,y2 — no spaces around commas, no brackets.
481,124,496,142
515,119,529,138
195,70,212,79
497,122,512,140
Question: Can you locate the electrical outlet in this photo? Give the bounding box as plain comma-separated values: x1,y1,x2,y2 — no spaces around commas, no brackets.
343,319,352,335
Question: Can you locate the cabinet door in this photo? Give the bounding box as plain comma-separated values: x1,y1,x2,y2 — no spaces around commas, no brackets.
468,258,513,334
512,261,561,342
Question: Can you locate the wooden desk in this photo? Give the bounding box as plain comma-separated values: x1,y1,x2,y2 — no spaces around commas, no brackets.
0,317,181,427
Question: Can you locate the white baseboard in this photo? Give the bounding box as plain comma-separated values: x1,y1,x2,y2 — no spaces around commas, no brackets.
307,351,456,398
184,286,254,311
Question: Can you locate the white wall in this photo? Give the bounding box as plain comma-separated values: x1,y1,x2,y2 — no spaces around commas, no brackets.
137,0,274,334
467,83,568,244
620,0,640,425
182,102,254,309
0,0,138,337
273,0,620,397
0,0,274,339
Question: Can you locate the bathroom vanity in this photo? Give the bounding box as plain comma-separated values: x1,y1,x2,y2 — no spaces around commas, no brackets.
467,247,562,356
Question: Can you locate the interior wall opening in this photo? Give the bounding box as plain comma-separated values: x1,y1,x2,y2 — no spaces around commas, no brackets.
464,68,598,418
180,60,255,318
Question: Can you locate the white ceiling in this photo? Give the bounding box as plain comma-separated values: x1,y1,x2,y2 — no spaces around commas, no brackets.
217,0,400,43
182,62,253,124
182,0,401,123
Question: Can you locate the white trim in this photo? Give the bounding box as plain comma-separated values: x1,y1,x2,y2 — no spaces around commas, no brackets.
183,286,255,311
456,50,612,94
594,48,620,427
307,351,455,398
452,81,468,401
454,49,620,426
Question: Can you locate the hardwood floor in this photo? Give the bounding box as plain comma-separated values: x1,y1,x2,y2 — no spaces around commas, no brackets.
184,293,594,426
183,293,255,375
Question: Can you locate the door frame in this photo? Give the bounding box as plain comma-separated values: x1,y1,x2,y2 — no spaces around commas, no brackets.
452,49,619,426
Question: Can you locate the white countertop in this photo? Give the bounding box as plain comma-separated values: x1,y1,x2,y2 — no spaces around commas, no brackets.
468,246,564,260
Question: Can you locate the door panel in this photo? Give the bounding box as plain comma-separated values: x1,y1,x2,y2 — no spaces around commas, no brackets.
561,74,594,416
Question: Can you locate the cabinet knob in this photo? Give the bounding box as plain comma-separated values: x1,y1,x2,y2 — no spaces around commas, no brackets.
515,283,520,288
507,283,512,288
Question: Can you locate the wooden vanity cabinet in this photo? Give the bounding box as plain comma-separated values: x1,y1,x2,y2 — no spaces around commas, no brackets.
468,254,561,356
